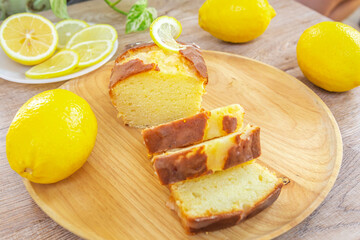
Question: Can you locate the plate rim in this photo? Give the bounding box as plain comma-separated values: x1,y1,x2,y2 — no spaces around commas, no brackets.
0,41,118,84
23,50,343,240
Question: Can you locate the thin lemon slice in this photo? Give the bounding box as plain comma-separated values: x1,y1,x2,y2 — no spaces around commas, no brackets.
66,24,118,48
150,16,184,52
70,40,113,67
55,19,89,49
0,13,58,65
25,50,79,79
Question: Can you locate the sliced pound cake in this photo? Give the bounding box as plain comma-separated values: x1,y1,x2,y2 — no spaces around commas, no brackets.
169,161,283,234
142,104,245,155
152,125,260,185
109,42,208,128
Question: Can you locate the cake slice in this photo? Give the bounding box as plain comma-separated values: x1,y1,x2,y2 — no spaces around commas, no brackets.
142,104,245,155
109,42,208,128
169,161,283,234
152,125,260,185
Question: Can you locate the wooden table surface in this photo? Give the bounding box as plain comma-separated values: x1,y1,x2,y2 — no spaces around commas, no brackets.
0,0,359,239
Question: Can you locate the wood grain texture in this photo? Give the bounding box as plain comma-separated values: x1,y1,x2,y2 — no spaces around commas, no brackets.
22,51,342,240
0,0,359,239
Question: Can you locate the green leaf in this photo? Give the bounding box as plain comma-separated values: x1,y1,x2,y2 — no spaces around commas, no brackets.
125,0,157,34
49,0,70,19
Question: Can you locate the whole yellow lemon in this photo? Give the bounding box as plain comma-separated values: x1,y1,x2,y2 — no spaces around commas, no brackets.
297,22,360,92
198,0,276,43
6,89,97,184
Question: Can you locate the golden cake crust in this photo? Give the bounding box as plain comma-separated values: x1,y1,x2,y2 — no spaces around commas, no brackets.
116,42,156,62
173,182,283,234
154,146,212,185
223,126,261,169
142,112,210,154
179,46,208,79
152,126,261,185
142,104,244,155
109,42,208,90
222,115,238,133
109,59,159,88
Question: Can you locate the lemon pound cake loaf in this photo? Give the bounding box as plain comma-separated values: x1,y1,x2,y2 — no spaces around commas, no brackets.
152,125,260,185
109,42,208,128
142,104,245,155
169,162,283,234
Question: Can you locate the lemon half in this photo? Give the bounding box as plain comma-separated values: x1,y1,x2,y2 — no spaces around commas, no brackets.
0,13,58,65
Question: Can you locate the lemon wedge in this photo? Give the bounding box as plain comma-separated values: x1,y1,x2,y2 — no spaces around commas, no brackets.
0,13,58,65
55,19,89,49
70,40,113,67
150,16,184,52
66,24,118,48
25,50,79,79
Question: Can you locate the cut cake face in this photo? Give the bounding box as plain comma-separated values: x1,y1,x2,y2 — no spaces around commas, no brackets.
109,43,208,128
169,161,283,234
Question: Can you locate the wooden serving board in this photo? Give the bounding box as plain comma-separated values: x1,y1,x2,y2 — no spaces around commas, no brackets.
24,51,342,240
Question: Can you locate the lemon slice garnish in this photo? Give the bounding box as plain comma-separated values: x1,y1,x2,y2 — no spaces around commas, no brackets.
55,19,89,49
150,16,185,52
66,24,118,49
70,40,114,68
25,50,79,79
0,13,58,65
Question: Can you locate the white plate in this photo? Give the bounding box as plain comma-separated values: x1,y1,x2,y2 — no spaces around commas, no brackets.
0,41,118,84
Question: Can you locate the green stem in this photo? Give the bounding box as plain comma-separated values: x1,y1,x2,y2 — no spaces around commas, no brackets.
104,0,128,16
110,0,122,7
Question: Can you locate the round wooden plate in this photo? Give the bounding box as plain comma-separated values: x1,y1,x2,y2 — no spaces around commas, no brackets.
24,51,342,240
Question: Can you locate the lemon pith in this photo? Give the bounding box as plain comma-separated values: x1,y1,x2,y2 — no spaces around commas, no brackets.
0,13,58,65
6,89,97,184
297,22,360,92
